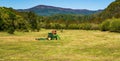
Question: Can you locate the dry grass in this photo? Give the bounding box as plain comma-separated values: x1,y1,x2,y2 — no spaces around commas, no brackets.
0,30,120,61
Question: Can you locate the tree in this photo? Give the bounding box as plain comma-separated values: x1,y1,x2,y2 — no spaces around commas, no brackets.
7,12,16,34
0,13,3,31
27,11,41,31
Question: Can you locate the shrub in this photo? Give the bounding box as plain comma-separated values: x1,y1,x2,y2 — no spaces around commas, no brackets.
109,19,120,32
49,23,66,29
100,20,110,31
100,18,120,33
91,24,100,30
79,23,92,30
60,24,66,29
68,24,79,29
7,27,15,34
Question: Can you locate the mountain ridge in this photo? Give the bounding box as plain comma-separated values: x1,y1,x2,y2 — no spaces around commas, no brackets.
17,5,102,16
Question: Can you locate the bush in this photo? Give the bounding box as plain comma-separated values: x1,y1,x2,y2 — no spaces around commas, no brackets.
7,27,15,34
50,23,62,29
100,20,110,31
60,24,66,29
48,23,66,29
54,23,62,29
79,23,92,30
91,24,100,30
68,24,79,29
100,18,120,33
109,19,120,32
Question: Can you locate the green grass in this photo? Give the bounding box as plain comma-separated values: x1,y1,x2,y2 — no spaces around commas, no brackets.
0,30,120,61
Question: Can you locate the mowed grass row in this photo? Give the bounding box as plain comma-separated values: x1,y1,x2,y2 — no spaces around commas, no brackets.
0,30,120,61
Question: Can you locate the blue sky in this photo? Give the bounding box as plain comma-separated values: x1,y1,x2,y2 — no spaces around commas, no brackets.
0,0,115,10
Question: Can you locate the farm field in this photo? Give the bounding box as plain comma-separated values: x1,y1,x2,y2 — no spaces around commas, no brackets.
0,30,120,61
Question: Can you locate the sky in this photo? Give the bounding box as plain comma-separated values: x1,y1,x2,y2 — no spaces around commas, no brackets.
0,0,115,10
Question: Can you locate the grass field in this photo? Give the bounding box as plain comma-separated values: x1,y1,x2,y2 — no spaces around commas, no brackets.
0,30,120,61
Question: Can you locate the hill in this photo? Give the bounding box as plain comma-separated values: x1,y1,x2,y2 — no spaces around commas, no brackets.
17,5,102,16
99,0,120,20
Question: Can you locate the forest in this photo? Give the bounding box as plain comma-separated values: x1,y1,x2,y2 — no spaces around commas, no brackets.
0,0,120,34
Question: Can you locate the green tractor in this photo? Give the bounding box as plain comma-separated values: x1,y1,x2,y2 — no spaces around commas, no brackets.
47,32,60,40
36,30,60,40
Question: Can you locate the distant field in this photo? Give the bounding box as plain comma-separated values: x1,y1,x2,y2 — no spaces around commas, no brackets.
0,30,120,61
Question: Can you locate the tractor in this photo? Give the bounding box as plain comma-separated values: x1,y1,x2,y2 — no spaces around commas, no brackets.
36,30,60,40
